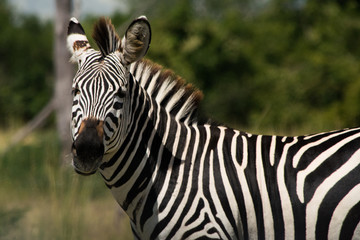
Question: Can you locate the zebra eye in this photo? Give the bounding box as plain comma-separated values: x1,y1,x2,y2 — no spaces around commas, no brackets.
72,88,80,96
116,90,126,98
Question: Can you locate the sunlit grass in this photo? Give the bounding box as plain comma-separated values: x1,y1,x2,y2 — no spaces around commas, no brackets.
0,129,133,240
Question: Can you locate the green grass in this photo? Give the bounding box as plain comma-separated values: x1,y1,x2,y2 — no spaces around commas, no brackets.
0,129,133,240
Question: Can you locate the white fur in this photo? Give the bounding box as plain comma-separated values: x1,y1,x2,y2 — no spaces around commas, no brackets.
70,17,79,24
67,33,89,54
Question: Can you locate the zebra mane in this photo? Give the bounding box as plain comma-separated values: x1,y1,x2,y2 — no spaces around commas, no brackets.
91,18,202,123
92,17,121,57
130,59,203,123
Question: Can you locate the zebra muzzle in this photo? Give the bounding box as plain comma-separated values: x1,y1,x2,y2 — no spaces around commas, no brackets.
72,118,104,175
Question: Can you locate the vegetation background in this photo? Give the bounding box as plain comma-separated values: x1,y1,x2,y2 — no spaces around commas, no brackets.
1,0,360,239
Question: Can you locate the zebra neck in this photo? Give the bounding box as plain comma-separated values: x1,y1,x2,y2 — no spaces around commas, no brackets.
99,82,189,220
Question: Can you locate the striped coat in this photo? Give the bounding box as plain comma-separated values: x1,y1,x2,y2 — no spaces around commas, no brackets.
67,16,360,239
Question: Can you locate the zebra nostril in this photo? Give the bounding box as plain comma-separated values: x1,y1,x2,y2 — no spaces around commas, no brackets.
72,129,104,175
74,138,104,161
73,120,104,162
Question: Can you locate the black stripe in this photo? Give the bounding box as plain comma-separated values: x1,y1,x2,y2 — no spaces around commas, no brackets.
223,128,248,239
304,137,360,203
110,100,150,185
316,164,360,239
235,133,243,166
340,200,360,240
244,134,265,239
210,127,235,240
297,129,359,171
72,108,81,119
185,198,205,226
182,212,212,239
138,125,162,228
158,121,186,212
149,126,198,239
100,83,142,170
260,135,285,239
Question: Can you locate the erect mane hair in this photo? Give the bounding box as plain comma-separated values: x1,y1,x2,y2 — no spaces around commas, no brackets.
130,59,203,124
92,17,121,57
91,17,203,123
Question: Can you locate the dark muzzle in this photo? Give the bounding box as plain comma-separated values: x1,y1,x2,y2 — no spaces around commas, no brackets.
72,119,104,175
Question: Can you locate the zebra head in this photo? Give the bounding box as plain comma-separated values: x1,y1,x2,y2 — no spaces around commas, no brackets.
67,17,151,175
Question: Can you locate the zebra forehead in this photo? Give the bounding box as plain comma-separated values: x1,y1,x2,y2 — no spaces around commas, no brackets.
75,74,124,102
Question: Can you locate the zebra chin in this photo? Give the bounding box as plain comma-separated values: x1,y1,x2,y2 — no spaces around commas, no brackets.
71,142,103,175
72,154,102,176
74,168,97,176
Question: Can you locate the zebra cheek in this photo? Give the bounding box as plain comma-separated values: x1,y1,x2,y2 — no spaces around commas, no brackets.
71,119,78,137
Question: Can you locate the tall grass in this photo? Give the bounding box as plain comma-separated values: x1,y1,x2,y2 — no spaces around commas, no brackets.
0,129,133,240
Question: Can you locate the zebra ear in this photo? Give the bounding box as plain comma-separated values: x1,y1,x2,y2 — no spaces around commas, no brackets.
67,17,92,63
119,16,151,65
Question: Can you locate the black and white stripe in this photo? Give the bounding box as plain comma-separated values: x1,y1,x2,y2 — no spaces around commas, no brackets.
68,16,360,239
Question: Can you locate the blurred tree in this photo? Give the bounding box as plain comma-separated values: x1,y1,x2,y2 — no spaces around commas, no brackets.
54,0,73,161
0,0,73,161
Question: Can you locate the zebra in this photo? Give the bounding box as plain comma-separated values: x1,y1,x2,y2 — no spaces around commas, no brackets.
67,16,360,239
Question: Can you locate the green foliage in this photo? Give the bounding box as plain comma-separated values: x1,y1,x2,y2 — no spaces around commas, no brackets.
0,1,53,126
2,0,360,134
145,0,360,133
0,208,26,238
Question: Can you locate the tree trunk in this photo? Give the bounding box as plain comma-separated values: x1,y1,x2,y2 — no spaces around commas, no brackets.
54,0,73,163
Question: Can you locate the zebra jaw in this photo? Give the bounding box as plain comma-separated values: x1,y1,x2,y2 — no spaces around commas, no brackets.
72,150,102,176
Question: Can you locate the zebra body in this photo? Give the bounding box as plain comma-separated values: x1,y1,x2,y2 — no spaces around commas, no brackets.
67,16,360,239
